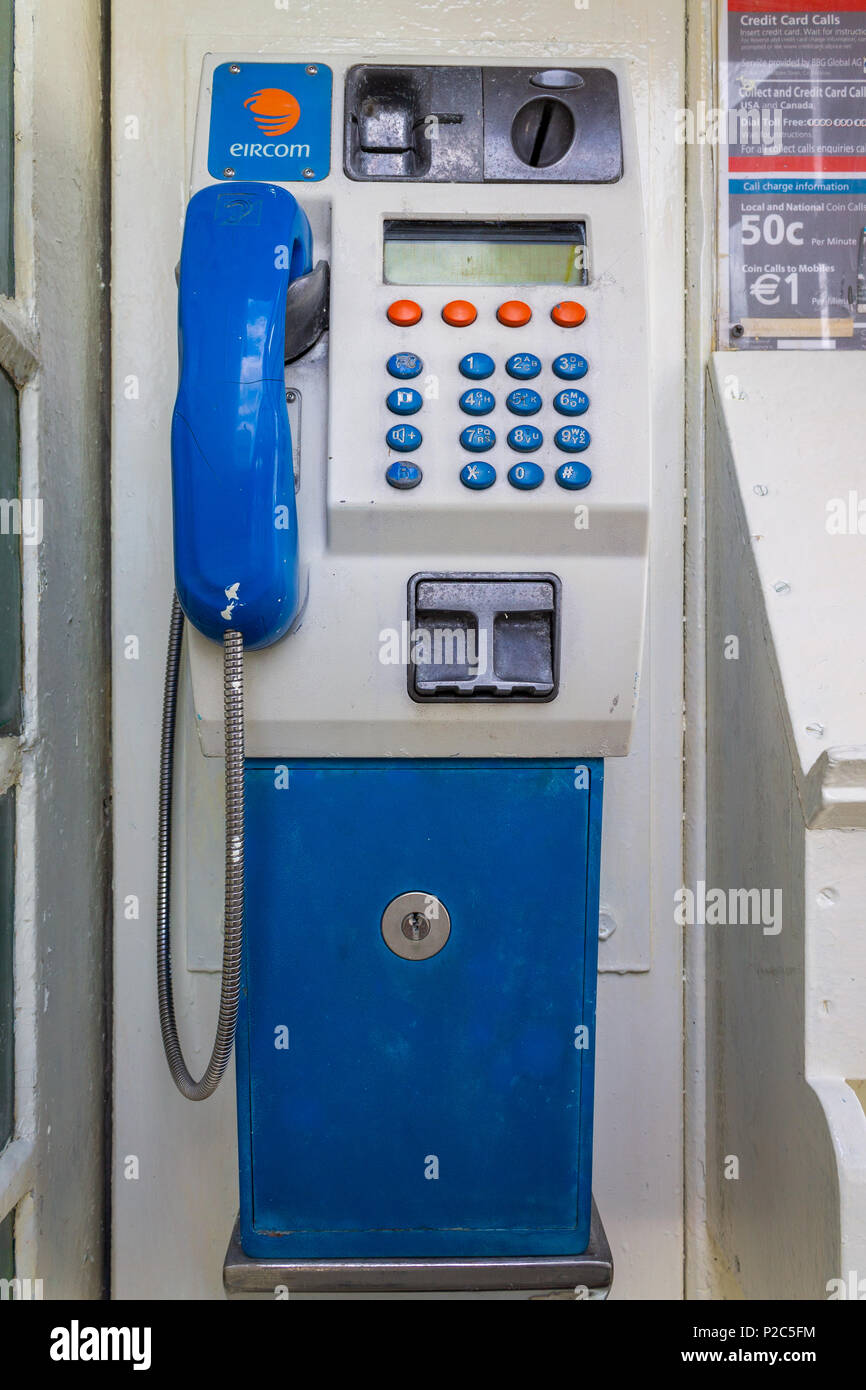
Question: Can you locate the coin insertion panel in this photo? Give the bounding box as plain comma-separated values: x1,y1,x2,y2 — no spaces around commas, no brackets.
343,64,623,183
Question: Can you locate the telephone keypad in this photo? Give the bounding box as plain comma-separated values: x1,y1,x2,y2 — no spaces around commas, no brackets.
387,387,423,415
550,300,587,328
442,299,478,327
497,300,532,327
387,299,423,326
384,300,594,492
506,353,541,380
388,352,424,379
554,425,590,453
507,425,543,452
555,462,592,490
459,388,495,416
386,423,423,452
386,461,423,489
459,352,495,380
508,462,544,490
553,389,589,416
460,460,497,490
506,388,542,416
460,424,496,451
552,353,588,381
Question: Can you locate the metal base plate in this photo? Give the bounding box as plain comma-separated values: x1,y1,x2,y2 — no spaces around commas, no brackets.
223,1199,612,1298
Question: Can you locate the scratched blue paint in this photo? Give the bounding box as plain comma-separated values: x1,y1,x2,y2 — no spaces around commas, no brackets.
236,758,603,1258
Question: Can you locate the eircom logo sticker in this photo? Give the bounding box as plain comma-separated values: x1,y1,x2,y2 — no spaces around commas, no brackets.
208,61,332,183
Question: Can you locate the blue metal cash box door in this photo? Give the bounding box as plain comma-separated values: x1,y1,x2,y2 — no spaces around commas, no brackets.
237,757,603,1259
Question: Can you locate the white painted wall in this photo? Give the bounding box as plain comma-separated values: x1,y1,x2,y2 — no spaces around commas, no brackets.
111,0,686,1299
705,353,866,1298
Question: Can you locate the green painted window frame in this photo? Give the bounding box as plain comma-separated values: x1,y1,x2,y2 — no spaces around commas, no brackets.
0,0,12,298
0,1206,13,1281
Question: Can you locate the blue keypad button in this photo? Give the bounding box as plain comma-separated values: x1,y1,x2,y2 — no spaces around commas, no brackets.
506,353,542,380
508,462,544,490
459,352,495,380
554,424,590,453
554,389,589,416
552,353,588,380
555,462,592,490
460,424,496,452
387,352,423,379
459,388,495,416
507,424,543,453
506,388,542,416
387,387,423,415
387,423,422,452
460,460,497,490
386,461,422,489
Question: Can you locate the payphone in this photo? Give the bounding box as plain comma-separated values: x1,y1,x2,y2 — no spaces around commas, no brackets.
158,55,649,1274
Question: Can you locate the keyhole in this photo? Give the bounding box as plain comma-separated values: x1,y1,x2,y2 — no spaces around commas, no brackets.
401,912,431,942
510,97,575,168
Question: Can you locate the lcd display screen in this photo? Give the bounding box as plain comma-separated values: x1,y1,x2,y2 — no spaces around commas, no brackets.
383,220,588,287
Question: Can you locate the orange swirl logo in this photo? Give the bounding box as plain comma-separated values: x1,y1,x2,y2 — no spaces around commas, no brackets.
243,88,301,137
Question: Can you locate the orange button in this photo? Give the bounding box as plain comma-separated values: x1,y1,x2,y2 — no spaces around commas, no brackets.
442,299,477,327
387,299,422,326
551,300,587,327
497,300,532,327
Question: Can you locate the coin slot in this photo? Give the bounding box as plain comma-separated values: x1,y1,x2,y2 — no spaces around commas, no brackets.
511,97,575,168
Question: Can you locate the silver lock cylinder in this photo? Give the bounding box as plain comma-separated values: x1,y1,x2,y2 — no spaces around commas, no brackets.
381,891,451,960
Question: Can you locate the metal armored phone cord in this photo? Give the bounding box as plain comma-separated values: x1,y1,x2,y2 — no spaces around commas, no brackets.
156,593,245,1100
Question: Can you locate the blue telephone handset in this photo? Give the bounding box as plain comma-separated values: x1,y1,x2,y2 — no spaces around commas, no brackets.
159,181,315,1102
171,181,313,648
